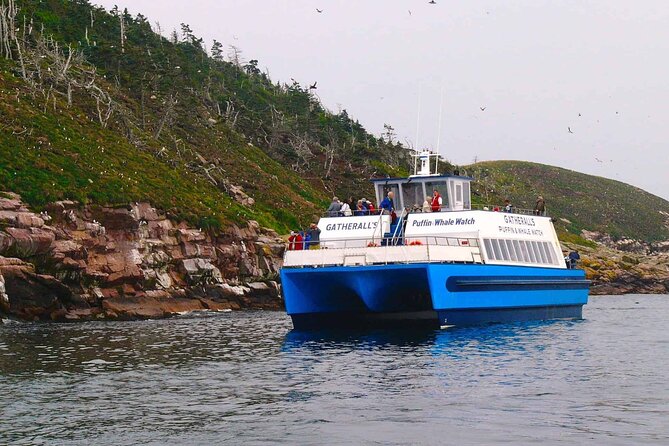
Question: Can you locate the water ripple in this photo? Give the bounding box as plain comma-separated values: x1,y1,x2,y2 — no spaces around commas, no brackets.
1,296,669,445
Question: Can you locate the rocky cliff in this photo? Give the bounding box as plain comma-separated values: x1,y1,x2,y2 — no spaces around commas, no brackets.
0,193,284,322
562,240,669,296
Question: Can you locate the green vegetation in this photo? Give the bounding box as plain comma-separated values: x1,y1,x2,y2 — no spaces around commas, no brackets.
468,161,669,242
0,0,408,232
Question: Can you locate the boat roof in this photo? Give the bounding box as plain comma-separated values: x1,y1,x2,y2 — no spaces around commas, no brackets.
370,174,474,183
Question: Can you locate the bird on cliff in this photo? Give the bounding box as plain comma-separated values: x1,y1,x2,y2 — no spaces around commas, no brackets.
568,126,574,133
309,81,318,90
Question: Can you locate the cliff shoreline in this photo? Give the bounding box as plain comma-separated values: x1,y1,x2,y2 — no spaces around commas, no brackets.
0,192,284,322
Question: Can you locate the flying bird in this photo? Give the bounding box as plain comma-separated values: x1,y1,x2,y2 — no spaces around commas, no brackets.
429,0,436,4
595,157,603,163
578,113,581,117
309,81,318,89
316,8,323,13
408,10,412,15
480,106,486,111
568,127,574,133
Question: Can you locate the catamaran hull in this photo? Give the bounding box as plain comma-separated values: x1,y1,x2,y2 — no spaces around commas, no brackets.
280,263,589,329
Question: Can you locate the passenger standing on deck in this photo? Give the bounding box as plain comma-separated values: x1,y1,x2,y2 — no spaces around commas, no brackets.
327,197,342,217
354,200,366,216
431,189,443,212
365,199,375,215
288,231,297,251
307,223,321,250
534,196,546,216
422,197,431,213
503,199,513,213
380,191,395,215
340,198,352,217
568,250,581,269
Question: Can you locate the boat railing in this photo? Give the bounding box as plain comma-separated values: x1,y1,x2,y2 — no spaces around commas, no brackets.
469,204,547,216
321,205,546,218
283,236,482,267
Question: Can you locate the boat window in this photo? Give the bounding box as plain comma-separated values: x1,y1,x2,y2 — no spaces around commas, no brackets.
425,180,449,209
542,242,557,265
520,241,532,263
456,184,463,202
483,239,495,260
463,182,471,210
491,239,503,260
516,241,525,262
498,238,510,260
532,241,547,264
505,240,518,262
401,182,424,211
526,241,538,263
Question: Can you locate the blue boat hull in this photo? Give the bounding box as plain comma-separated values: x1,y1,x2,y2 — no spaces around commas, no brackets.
280,264,589,329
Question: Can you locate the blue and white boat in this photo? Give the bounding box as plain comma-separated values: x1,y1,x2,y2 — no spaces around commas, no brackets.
280,151,590,329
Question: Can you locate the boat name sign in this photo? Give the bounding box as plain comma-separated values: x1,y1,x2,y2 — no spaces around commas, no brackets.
405,211,553,242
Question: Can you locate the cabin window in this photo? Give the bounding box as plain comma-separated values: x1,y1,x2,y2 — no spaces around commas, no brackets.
499,238,510,260
456,184,463,202
463,182,471,210
525,240,537,263
532,242,550,263
491,239,503,260
505,240,518,262
401,182,424,211
483,239,495,260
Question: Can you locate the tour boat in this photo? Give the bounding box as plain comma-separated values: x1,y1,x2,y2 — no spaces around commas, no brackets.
280,151,590,329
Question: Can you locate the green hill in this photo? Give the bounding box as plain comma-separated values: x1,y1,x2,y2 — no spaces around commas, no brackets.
0,0,407,232
467,161,669,242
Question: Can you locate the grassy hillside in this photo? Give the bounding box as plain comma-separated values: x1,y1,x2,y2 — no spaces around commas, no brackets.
467,161,669,242
0,0,409,232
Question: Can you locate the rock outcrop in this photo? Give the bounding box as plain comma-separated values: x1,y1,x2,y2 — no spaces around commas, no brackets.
0,193,284,322
561,241,669,295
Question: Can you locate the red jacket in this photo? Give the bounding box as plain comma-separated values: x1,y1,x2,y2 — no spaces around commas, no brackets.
288,234,304,250
431,193,442,212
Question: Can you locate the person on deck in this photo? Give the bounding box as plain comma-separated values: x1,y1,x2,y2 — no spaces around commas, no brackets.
431,189,443,212
534,196,546,216
380,191,397,224
307,223,321,250
422,197,431,213
340,198,352,217
354,200,366,216
380,191,395,215
503,199,513,213
365,199,375,215
288,231,297,251
327,197,342,217
568,250,581,269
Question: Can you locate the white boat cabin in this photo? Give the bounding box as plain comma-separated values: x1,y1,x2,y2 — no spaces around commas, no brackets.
372,151,472,212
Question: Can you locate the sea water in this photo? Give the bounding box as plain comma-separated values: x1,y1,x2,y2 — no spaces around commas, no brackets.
1,295,668,445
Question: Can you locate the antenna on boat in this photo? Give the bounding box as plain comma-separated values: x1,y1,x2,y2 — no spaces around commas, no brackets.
414,83,422,150
436,83,444,154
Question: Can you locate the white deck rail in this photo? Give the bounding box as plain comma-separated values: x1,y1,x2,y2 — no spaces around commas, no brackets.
283,237,482,268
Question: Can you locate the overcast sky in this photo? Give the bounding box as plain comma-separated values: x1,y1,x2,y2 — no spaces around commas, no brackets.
97,0,669,200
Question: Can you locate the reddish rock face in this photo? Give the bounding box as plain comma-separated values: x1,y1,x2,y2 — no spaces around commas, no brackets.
0,194,285,322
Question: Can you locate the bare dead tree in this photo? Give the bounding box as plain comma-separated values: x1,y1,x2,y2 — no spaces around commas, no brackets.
118,10,126,54
154,93,178,139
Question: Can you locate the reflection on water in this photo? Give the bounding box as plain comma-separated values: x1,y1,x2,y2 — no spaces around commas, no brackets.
1,296,669,445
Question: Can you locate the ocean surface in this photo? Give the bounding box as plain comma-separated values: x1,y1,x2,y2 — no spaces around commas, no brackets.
1,294,668,445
